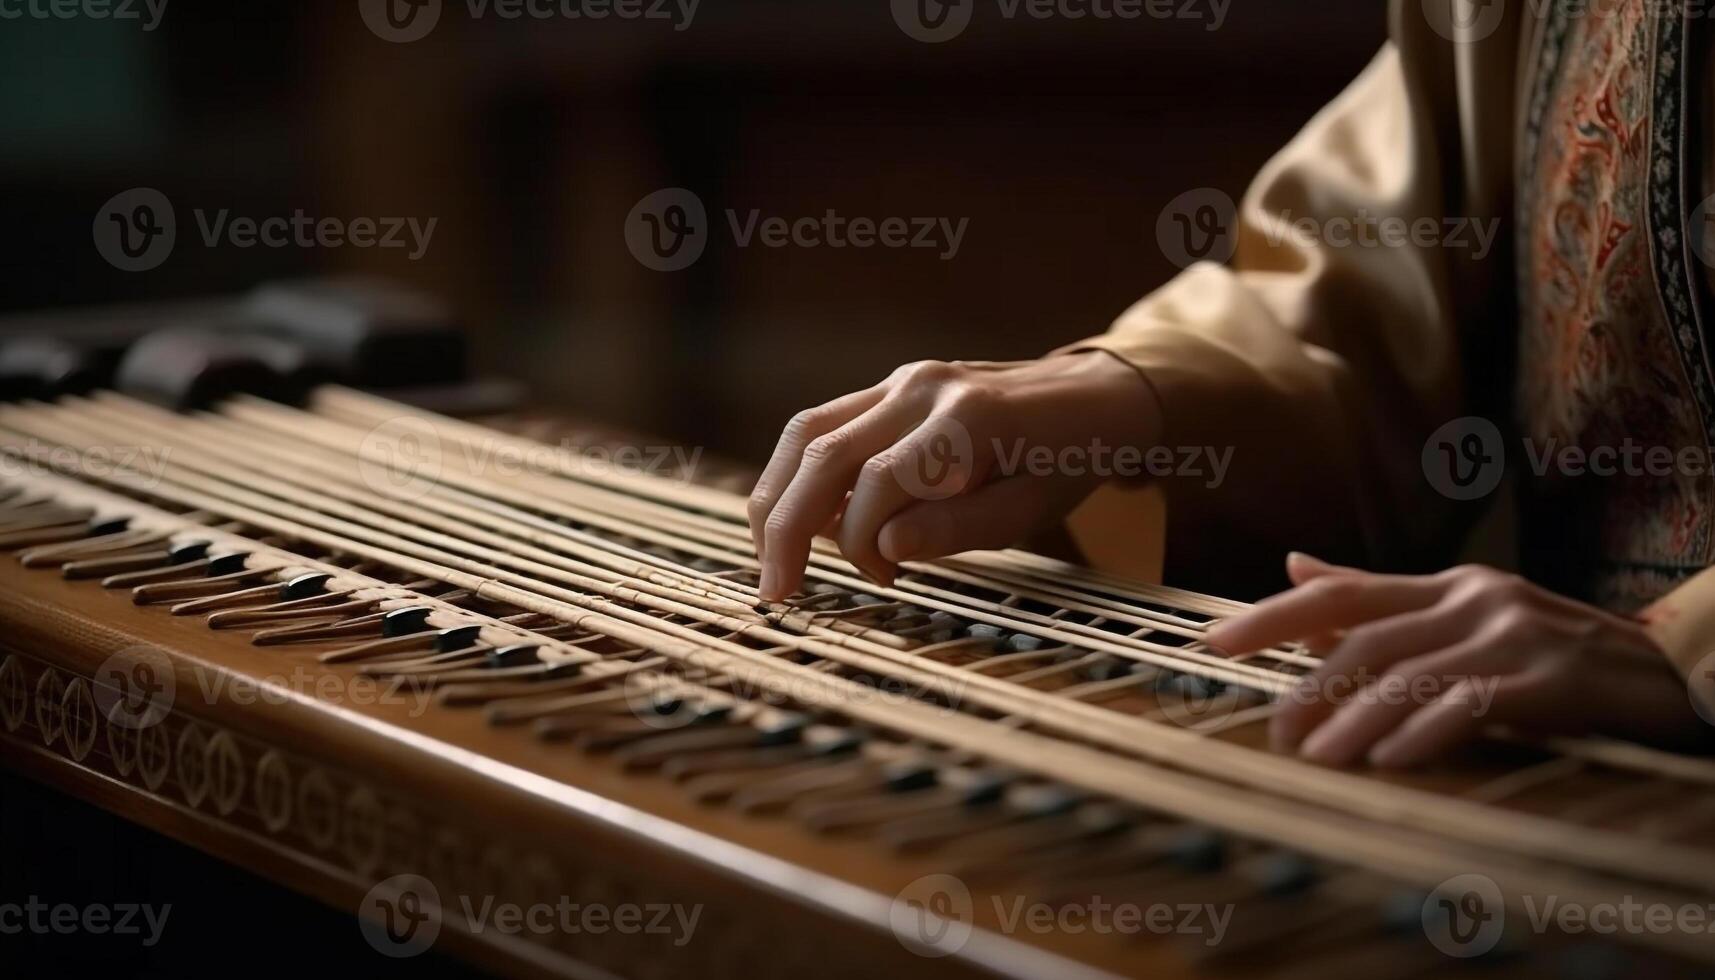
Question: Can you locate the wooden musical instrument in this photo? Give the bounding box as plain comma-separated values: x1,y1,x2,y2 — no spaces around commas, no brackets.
1,286,1712,978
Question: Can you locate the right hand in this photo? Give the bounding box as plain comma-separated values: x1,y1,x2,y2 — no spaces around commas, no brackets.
747,352,1163,601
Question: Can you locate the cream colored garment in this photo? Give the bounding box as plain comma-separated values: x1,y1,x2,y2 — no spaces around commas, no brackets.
1064,2,1715,682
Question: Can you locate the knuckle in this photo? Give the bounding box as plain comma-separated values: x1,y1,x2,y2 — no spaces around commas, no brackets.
1459,563,1515,591
1303,575,1359,604
1336,619,1389,657
858,454,895,487
801,432,848,466
1485,606,1537,643
745,492,771,524
1483,574,1533,611
937,380,1000,415
781,408,824,442
762,512,799,547
892,359,956,385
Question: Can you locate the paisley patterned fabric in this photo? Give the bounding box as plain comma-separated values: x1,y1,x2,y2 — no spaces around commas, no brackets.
1516,3,1714,611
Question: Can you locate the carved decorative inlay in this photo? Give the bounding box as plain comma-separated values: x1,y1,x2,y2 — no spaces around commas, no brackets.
0,651,726,979
60,677,97,762
342,786,384,875
0,655,26,732
255,750,292,832
206,730,245,816
34,668,65,747
298,768,338,850
137,722,171,791
476,844,512,900
383,805,420,872
106,704,138,777
520,854,561,910
176,723,209,807
426,826,470,887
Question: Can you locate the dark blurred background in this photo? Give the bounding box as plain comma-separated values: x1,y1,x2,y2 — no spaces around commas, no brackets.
0,0,1384,463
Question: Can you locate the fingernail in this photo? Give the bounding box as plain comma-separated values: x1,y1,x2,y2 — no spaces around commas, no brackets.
758,565,778,601
881,522,922,564
1368,738,1408,770
1297,726,1341,766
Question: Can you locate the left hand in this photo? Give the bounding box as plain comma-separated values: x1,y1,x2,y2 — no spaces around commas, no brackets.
1203,554,1711,768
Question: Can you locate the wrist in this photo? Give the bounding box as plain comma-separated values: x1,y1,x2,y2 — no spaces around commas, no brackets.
1049,350,1166,451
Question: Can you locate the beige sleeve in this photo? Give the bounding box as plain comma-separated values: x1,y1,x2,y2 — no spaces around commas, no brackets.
1643,574,1715,694
1061,22,1515,593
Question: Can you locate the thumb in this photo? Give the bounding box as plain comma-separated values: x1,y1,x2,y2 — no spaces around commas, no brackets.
877,476,1073,563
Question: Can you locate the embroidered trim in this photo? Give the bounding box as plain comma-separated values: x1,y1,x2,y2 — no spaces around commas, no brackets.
1649,5,1715,444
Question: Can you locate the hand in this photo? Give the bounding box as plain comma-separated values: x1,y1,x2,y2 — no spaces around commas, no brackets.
748,352,1161,601
1204,554,1710,768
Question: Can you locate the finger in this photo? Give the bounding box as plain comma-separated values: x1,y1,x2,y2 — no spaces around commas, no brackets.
876,475,1080,565
1285,551,1363,585
1270,605,1475,750
748,386,885,559
1205,571,1449,656
1368,670,1560,769
838,412,997,587
1296,636,1523,768
758,395,921,600
1301,632,1342,656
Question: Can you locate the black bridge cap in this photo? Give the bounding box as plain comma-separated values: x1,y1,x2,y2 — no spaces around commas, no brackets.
206,551,249,576
381,606,433,636
281,572,333,600
434,624,483,651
